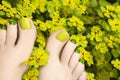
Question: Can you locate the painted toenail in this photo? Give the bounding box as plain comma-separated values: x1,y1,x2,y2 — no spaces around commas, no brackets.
70,39,76,44
56,31,69,42
19,18,31,29
9,20,17,25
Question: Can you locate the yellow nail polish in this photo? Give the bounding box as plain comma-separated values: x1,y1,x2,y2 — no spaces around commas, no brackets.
19,18,31,29
56,31,69,42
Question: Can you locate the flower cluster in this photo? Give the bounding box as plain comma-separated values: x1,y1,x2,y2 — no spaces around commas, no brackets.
111,59,120,70
70,34,88,47
87,72,95,80
23,46,49,80
0,0,120,80
77,47,93,66
22,68,39,80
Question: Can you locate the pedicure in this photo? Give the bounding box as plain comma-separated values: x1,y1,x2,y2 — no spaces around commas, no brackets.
19,18,31,29
56,31,69,42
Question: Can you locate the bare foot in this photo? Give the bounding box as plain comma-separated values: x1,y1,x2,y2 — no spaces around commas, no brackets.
0,19,36,80
39,31,87,80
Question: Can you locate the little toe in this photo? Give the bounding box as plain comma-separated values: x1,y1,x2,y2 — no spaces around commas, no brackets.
5,23,17,47
0,29,6,46
46,30,69,62
16,18,36,51
72,62,85,80
79,72,87,80
61,41,77,65
69,52,80,71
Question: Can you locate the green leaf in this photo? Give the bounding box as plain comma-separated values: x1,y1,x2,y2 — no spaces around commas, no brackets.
96,9,104,18
0,25,6,30
6,12,11,17
112,49,120,58
15,14,21,19
104,63,112,71
80,16,92,24
100,20,111,31
105,52,112,62
91,0,98,7
0,11,5,16
99,0,110,6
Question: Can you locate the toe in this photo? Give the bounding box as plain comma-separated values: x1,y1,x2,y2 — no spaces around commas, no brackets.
15,19,36,62
0,29,6,46
46,30,69,62
5,23,17,47
61,41,77,65
79,72,87,80
69,52,80,71
16,19,36,53
72,62,85,80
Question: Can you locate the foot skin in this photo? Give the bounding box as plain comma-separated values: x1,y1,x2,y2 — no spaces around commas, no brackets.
39,31,87,80
0,19,36,80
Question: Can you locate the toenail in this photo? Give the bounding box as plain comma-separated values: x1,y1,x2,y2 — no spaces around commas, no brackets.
9,20,17,25
56,31,69,42
19,18,31,30
70,39,76,44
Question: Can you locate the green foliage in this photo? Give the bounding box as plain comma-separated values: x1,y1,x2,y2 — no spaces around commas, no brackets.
0,0,120,80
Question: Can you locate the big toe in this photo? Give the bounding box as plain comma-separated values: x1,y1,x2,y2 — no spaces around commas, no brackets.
16,18,36,59
46,30,69,62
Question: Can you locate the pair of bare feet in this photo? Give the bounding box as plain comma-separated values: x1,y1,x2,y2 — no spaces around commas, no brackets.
0,19,87,80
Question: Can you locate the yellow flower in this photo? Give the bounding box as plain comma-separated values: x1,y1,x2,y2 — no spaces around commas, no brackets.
108,19,120,31
62,0,69,6
29,0,40,13
24,0,30,4
90,26,104,42
23,57,37,66
69,16,84,31
91,26,100,32
116,6,120,13
78,35,88,47
78,47,94,66
27,68,39,77
70,34,88,47
106,39,113,48
0,18,8,25
36,33,46,47
59,18,66,26
111,59,120,70
39,53,49,66
70,35,80,44
30,77,38,80
95,43,108,53
87,72,95,80
39,0,46,12
34,20,48,31
2,1,11,8
106,5,115,11
51,12,60,20
0,5,5,10
78,5,86,14
103,9,110,18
